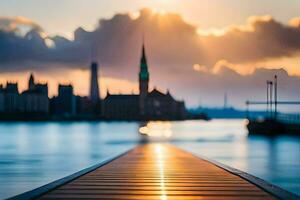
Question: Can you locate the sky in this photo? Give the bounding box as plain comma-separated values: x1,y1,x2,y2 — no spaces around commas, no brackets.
1,0,300,109
1,0,300,38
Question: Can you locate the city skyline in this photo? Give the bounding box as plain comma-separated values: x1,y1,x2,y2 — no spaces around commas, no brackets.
1,3,300,108
1,2,300,200
0,43,189,120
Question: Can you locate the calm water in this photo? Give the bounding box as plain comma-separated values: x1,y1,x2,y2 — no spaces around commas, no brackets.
0,120,300,199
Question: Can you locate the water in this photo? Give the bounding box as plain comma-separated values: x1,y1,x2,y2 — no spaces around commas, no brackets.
0,120,299,199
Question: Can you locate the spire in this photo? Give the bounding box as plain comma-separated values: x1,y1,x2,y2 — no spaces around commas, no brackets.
141,41,147,65
29,73,35,90
224,92,228,109
142,31,145,55
139,35,150,115
29,73,34,83
139,39,149,81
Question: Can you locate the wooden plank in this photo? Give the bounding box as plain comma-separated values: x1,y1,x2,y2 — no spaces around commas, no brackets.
39,195,276,200
37,144,280,200
59,186,261,191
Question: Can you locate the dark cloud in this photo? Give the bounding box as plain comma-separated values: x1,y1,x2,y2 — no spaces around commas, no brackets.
0,10,300,108
202,16,300,64
1,10,300,72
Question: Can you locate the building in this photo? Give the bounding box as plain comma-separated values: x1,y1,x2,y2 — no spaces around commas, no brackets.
103,42,187,120
0,85,5,112
90,62,100,103
19,74,49,114
145,89,186,120
0,42,188,121
139,43,149,116
103,91,139,120
51,84,76,116
0,74,49,116
4,82,20,113
75,96,91,115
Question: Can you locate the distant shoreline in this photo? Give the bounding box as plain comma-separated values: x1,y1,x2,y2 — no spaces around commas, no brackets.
0,115,209,122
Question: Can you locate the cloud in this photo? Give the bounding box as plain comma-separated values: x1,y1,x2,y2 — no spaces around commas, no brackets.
0,9,300,108
0,16,43,33
169,66,300,109
289,17,300,28
201,15,300,65
1,9,300,73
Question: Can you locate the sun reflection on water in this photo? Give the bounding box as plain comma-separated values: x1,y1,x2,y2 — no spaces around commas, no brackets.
155,144,167,200
139,121,172,139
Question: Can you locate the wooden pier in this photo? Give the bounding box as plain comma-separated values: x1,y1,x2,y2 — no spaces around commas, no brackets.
10,144,299,200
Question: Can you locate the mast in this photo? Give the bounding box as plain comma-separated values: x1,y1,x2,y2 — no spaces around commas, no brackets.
274,75,278,120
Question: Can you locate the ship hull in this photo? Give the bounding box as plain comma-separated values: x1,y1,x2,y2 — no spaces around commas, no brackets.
247,119,300,135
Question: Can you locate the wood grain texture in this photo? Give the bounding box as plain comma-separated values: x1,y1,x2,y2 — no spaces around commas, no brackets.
39,144,277,200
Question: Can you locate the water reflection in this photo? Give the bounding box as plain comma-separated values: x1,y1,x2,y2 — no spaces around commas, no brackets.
0,120,300,199
137,120,300,195
155,144,167,200
139,121,173,139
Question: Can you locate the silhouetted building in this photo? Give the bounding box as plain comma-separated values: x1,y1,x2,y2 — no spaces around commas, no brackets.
90,62,100,103
4,82,19,113
19,74,49,114
0,85,5,112
139,43,149,116
103,42,187,120
75,96,91,115
36,83,48,95
145,89,186,119
29,73,35,90
0,42,188,121
103,91,139,120
51,84,76,116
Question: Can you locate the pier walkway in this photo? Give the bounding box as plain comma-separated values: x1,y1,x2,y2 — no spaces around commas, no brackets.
11,144,299,200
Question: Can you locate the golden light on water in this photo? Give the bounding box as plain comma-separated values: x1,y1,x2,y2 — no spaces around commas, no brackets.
155,144,167,200
139,122,173,138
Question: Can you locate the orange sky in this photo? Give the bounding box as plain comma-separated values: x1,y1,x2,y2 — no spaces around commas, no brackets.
0,70,140,98
1,4,300,107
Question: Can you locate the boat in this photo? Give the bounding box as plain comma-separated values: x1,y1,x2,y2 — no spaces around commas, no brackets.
247,117,300,136
246,75,300,136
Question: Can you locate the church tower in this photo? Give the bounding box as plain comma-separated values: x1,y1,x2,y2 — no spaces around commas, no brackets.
28,73,35,90
90,62,100,103
139,42,149,115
